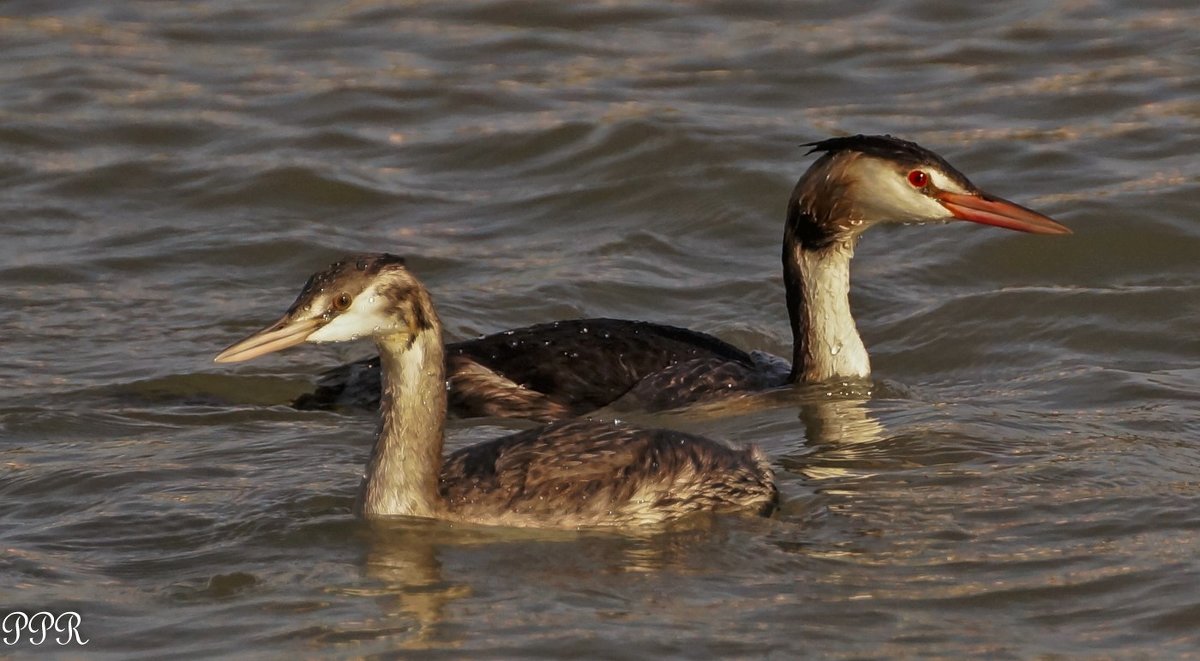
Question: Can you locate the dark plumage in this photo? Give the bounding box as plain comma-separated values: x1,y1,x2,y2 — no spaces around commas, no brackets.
294,318,780,420
293,135,1069,420
440,418,778,526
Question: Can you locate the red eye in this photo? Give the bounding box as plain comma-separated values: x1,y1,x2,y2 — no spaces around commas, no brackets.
907,170,929,188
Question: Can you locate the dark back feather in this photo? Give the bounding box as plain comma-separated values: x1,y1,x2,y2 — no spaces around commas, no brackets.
449,318,755,413
439,419,778,524
295,318,757,417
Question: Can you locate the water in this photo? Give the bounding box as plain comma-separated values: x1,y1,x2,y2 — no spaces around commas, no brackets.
2,0,1198,657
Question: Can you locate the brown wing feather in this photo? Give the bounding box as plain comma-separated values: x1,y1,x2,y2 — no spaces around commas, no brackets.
615,354,791,412
439,419,777,528
445,355,572,421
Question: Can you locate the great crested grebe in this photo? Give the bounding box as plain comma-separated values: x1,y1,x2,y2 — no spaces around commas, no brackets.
293,135,1070,420
215,254,777,527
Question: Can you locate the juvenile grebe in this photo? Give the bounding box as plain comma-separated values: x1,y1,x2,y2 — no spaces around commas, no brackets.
294,135,1070,420
215,254,777,527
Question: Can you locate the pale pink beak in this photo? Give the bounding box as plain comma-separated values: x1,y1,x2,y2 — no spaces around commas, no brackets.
936,191,1071,235
214,315,322,363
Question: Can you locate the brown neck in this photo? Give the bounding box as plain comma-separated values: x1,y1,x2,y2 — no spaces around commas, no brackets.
356,320,447,519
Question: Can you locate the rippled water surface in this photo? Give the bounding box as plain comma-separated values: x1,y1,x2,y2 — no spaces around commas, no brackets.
3,1,1199,657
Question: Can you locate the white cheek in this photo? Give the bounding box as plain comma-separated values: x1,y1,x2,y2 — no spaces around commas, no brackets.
896,185,952,222
307,313,372,343
306,296,389,343
864,177,945,224
859,173,951,223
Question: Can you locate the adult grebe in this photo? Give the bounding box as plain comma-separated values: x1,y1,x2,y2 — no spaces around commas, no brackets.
293,135,1070,420
215,254,777,527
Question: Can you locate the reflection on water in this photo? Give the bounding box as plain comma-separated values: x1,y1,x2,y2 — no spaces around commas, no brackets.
357,525,465,650
788,396,888,481
351,516,775,650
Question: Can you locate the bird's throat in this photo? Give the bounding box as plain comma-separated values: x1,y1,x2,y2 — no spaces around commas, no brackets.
785,240,871,384
357,327,447,519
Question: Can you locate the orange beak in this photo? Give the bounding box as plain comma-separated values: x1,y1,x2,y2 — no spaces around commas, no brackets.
936,191,1071,235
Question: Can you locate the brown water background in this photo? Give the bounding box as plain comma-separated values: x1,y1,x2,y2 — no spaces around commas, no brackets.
2,1,1198,658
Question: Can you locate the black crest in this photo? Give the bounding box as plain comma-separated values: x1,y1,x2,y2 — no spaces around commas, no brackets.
803,134,975,191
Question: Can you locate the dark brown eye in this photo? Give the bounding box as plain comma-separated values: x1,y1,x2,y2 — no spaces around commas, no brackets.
907,170,929,188
332,293,352,311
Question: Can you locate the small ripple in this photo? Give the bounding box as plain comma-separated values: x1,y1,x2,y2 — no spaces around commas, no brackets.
189,165,405,210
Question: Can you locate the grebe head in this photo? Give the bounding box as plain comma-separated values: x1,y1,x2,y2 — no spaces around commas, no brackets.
790,134,1070,248
215,253,433,363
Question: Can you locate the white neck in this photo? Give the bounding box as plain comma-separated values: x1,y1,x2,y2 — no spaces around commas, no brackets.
356,326,447,519
785,241,870,383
